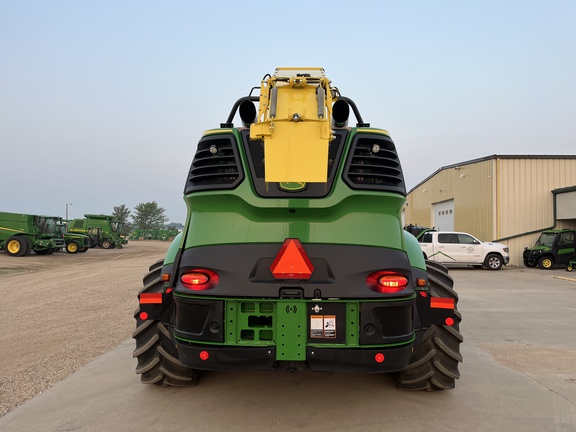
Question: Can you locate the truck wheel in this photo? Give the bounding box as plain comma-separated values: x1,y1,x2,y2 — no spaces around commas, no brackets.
538,256,554,270
66,241,80,254
5,236,28,257
398,261,463,391
132,259,199,386
484,253,503,270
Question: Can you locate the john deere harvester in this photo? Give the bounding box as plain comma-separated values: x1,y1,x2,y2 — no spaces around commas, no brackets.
0,211,65,256
68,214,125,249
133,68,463,390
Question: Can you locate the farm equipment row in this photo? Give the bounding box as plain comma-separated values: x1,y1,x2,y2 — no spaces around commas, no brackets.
0,212,126,256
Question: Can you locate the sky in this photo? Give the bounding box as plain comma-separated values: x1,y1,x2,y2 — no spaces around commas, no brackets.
1,0,575,224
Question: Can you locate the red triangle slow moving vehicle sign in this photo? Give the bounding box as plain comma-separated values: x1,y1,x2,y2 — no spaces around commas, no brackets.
270,238,314,280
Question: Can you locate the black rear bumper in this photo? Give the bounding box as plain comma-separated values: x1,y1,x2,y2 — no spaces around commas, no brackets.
175,341,414,373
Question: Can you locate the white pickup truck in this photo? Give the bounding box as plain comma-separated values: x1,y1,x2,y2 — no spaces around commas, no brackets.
417,230,510,270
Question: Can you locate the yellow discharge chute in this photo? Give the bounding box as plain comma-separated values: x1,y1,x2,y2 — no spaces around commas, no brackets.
250,67,336,183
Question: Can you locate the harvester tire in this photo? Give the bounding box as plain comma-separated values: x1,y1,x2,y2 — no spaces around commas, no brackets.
22,237,33,256
66,241,80,254
398,261,463,391
101,240,113,249
132,259,199,386
5,236,28,257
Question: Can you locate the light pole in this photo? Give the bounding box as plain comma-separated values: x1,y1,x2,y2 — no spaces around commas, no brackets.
66,203,72,220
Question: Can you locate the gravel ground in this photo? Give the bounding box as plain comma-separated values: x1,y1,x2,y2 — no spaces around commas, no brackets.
0,240,170,417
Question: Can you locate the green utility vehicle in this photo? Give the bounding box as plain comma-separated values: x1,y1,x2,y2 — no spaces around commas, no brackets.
0,211,65,256
55,219,94,253
133,68,463,390
68,214,125,249
523,229,576,269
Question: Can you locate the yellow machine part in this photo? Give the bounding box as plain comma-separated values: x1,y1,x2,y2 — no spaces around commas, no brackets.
250,68,334,183
261,121,329,183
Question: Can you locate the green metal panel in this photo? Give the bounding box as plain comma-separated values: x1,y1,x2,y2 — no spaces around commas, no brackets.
225,300,276,345
346,302,360,346
183,192,405,249
403,230,427,270
225,301,238,345
276,300,307,361
180,129,406,251
163,232,183,266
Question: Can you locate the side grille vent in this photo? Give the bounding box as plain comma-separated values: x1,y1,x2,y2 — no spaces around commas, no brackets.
184,136,244,194
343,135,406,195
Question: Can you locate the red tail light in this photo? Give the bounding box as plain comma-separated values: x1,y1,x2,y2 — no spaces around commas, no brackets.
366,271,409,294
180,269,219,291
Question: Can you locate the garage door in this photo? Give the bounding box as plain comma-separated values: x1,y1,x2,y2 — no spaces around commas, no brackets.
557,190,576,220
433,199,454,231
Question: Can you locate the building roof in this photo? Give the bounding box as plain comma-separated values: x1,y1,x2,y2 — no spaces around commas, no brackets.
552,184,576,194
408,154,576,194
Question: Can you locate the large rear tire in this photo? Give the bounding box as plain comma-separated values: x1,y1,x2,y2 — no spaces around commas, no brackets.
132,259,199,386
398,261,463,391
5,236,28,257
22,237,33,256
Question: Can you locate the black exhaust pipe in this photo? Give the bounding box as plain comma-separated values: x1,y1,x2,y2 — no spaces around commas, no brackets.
239,99,257,127
332,99,350,128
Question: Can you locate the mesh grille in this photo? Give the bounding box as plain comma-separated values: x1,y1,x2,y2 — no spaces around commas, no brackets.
343,135,406,195
184,136,244,193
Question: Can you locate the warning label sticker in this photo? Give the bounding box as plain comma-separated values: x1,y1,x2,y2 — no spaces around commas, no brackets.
323,315,336,338
310,315,323,338
310,315,336,339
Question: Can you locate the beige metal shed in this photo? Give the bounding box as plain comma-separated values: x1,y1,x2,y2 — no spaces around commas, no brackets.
404,155,576,266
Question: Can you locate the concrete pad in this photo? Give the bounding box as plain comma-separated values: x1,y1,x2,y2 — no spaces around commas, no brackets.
1,336,575,432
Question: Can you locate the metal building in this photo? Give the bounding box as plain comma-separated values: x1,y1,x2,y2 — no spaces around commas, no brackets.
403,155,576,266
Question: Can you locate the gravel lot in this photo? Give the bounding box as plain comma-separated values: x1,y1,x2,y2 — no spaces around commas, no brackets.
0,241,170,417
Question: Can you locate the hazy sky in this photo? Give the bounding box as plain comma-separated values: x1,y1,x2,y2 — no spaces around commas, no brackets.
1,1,575,223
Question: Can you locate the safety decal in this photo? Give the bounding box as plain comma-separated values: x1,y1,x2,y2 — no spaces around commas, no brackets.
310,314,336,338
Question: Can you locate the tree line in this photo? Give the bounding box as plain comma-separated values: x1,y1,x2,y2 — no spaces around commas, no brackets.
112,201,173,235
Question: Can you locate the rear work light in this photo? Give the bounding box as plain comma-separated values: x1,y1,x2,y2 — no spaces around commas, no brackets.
180,269,219,291
366,271,409,294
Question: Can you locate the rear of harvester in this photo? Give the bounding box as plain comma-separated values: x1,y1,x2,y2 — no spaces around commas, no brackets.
133,68,462,390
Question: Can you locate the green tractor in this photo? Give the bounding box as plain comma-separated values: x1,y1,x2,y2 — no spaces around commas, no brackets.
133,68,463,390
0,211,65,256
68,214,125,249
55,219,94,253
523,229,576,269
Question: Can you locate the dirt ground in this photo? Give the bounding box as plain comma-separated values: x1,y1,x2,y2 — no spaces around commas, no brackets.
0,240,170,417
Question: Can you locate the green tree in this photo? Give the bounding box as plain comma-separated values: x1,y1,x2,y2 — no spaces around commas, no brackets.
132,201,169,231
113,204,132,236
